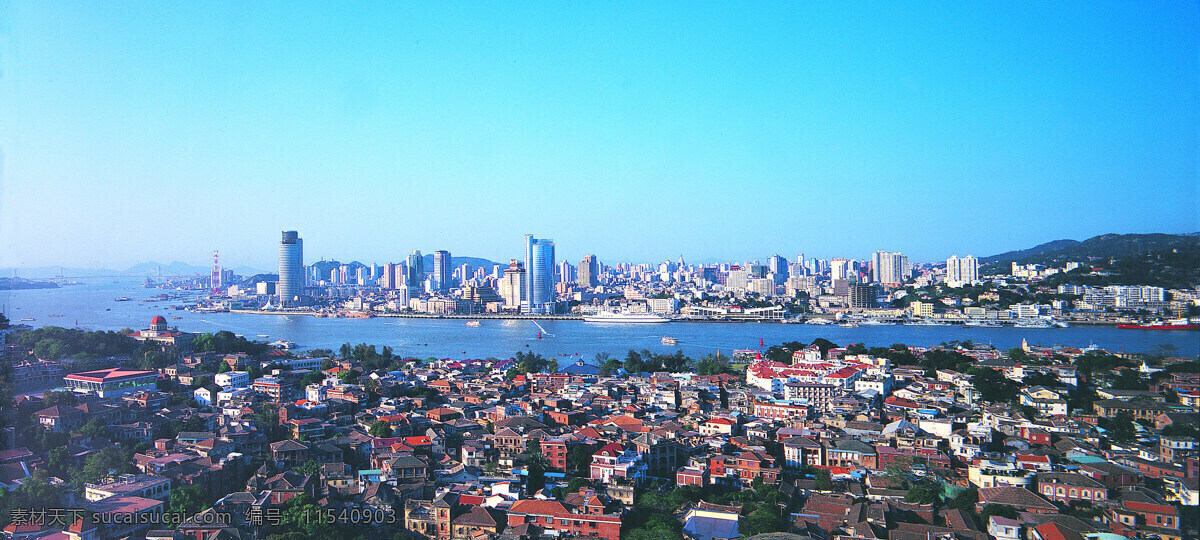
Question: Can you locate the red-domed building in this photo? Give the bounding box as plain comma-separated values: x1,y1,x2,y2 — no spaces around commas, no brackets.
131,315,194,350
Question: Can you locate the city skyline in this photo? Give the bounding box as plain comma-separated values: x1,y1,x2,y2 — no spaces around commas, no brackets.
2,3,1197,269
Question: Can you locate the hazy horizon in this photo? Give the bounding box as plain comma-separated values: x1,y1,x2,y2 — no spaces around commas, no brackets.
3,3,1197,269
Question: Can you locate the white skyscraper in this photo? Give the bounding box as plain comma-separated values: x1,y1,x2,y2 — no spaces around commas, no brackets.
830,259,851,281
278,231,304,306
871,250,910,287
946,254,979,287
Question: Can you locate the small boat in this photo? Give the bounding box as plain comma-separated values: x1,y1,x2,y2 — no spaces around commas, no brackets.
47,314,64,318
19,318,35,322
172,316,182,319
466,321,481,327
256,334,270,338
661,336,679,345
839,322,859,328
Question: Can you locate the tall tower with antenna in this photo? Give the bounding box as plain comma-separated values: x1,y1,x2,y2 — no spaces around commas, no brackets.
210,250,222,291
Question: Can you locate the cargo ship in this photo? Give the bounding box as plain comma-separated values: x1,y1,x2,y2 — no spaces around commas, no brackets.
1117,319,1200,330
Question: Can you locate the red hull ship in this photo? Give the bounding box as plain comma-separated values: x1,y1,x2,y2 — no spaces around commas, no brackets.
1117,319,1200,330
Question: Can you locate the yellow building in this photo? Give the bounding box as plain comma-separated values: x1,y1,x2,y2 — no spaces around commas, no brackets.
910,301,933,317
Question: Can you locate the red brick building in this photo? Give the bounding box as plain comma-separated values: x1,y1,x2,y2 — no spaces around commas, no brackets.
506,498,621,540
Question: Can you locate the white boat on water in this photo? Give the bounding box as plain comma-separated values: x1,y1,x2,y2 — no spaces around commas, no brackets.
466,321,481,327
661,336,679,345
906,319,950,326
271,339,296,349
583,310,669,323
1014,318,1055,329
806,318,835,325
858,318,894,326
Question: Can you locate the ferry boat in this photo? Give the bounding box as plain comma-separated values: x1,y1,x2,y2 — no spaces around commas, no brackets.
1117,318,1200,331
583,310,669,323
271,339,296,349
466,321,481,327
661,336,679,345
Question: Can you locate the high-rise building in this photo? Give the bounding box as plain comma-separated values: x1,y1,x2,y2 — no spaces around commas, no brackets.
726,266,750,289
556,260,575,284
578,255,599,288
382,263,397,289
849,284,878,308
769,255,788,281
945,254,979,287
830,259,851,282
499,260,526,310
432,250,452,292
278,231,304,306
524,234,556,314
406,250,424,298
871,250,910,287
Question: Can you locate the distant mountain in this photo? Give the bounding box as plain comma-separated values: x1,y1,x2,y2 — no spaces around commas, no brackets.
124,261,211,276
422,255,501,272
983,233,1200,266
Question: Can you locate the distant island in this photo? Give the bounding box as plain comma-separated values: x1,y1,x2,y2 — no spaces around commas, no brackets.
0,277,61,290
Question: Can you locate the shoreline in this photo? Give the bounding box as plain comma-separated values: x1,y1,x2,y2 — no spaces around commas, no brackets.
222,309,1135,327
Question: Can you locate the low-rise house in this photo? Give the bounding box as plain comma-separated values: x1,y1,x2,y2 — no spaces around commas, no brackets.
506,498,621,540
1106,490,1181,538
83,474,171,502
1036,471,1107,505
708,450,781,486
589,442,644,484
1020,386,1068,416
681,501,740,540
975,486,1058,515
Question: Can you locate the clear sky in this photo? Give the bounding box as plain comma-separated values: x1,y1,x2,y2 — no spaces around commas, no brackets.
1,2,1197,270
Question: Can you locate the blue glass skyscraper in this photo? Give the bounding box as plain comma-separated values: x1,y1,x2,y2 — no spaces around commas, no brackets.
524,234,555,314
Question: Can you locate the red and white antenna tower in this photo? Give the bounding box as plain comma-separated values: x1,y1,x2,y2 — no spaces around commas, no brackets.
210,250,222,291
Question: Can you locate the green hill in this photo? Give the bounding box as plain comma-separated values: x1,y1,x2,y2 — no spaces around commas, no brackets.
983,233,1199,266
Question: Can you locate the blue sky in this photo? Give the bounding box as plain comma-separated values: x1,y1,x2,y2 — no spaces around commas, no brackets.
1,2,1196,270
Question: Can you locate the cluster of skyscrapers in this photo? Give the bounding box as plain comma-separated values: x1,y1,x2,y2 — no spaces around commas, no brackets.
274,230,570,313
273,228,979,313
